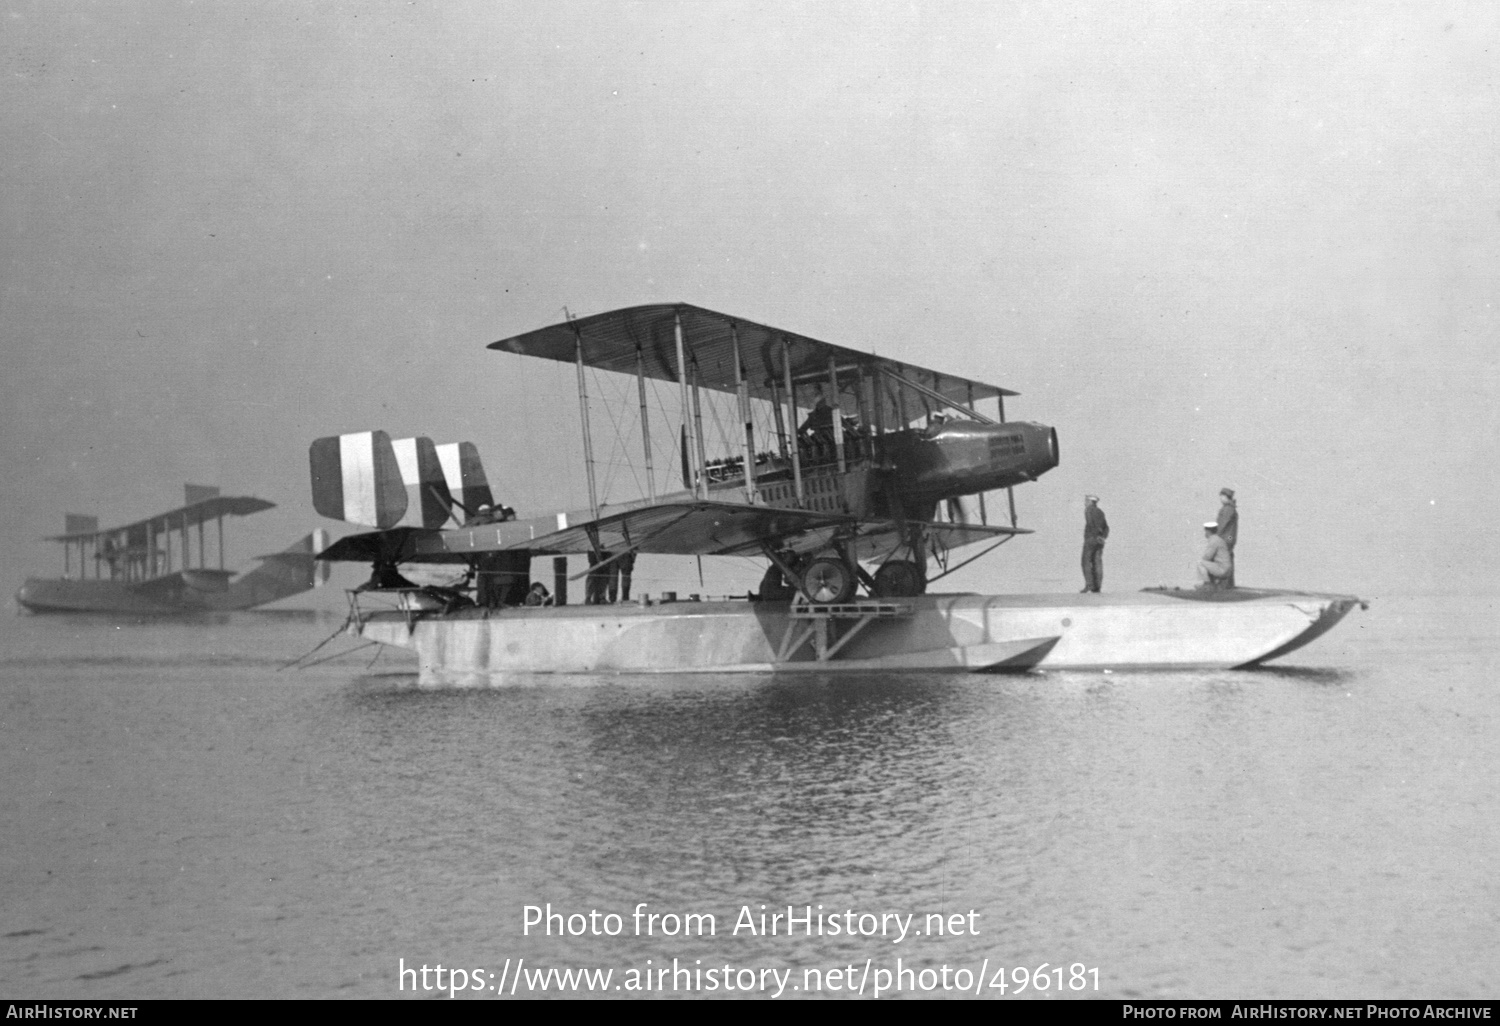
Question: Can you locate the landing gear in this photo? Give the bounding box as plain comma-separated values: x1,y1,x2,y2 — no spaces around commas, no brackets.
872,559,925,598
802,556,857,603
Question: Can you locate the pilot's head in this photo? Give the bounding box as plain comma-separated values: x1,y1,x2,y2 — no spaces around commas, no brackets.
1085,494,1099,504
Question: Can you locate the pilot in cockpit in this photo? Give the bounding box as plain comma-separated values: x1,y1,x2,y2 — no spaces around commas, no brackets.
799,398,863,462
799,398,834,438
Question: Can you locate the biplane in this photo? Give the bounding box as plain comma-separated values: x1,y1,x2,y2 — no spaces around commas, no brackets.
309,303,1059,604
15,484,329,614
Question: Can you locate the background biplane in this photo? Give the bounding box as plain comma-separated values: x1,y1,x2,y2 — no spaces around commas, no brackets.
15,485,329,614
310,303,1059,604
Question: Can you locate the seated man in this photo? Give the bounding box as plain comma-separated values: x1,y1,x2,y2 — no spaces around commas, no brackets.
1196,521,1233,589
523,581,553,606
466,503,516,527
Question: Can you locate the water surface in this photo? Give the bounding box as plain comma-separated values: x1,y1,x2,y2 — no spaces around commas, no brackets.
0,593,1494,998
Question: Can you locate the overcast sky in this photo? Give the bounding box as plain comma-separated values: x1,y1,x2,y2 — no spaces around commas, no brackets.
4,1,1496,604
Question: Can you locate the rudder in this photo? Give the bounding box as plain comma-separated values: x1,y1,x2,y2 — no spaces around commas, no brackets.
310,431,408,528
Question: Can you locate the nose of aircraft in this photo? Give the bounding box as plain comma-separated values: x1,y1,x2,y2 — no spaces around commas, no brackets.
890,418,1059,498
1030,422,1060,476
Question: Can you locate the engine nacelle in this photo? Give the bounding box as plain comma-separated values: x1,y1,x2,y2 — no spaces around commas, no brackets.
884,420,1058,503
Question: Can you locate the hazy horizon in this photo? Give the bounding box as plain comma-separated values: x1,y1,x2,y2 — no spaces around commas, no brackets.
5,2,1497,607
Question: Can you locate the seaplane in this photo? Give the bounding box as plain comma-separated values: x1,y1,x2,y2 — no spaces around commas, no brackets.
15,485,329,614
308,303,1364,679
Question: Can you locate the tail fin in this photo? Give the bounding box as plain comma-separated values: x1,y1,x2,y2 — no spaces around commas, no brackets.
389,437,455,529
434,441,495,518
313,527,330,586
310,431,408,528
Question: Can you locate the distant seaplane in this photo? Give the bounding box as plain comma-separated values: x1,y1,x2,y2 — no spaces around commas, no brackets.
15,485,328,614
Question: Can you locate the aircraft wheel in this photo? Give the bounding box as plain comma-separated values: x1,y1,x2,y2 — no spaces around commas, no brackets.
873,559,925,597
802,557,856,604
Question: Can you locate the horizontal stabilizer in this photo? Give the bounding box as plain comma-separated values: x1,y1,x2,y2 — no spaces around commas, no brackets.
315,527,432,564
434,441,494,517
390,436,456,529
253,530,332,587
310,431,407,528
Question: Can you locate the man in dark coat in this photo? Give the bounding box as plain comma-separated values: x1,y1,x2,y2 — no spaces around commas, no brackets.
586,550,611,604
613,549,636,603
1216,487,1238,587
1081,494,1108,593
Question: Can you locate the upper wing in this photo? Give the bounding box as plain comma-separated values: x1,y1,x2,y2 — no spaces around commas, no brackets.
45,495,276,541
488,304,1017,428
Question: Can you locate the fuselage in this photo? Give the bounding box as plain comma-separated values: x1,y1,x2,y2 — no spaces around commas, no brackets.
405,417,1061,557
701,418,1059,519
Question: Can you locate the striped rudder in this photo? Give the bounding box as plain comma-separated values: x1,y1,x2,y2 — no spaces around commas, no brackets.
434,441,495,517
309,431,407,528
389,436,456,529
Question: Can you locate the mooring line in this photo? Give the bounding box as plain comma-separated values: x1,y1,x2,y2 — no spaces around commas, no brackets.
291,639,380,671
276,614,355,672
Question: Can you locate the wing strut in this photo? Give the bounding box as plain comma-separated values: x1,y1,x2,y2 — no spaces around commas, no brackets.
781,337,805,505
574,322,600,520
674,310,701,499
635,342,656,504
732,321,757,504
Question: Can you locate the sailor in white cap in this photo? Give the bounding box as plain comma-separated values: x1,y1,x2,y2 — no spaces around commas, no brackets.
1197,520,1232,589
1081,494,1108,592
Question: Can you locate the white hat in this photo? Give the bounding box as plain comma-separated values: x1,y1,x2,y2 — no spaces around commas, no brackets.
1203,521,1219,529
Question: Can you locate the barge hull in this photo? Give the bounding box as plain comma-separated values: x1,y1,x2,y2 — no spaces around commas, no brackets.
353,589,1362,683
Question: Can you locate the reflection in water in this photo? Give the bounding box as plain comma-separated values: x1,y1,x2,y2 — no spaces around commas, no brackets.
1,596,1496,998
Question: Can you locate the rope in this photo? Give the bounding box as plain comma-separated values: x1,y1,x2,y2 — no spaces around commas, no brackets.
276,611,357,672
291,639,381,671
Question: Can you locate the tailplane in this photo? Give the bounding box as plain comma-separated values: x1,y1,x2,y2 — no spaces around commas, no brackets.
221,529,331,608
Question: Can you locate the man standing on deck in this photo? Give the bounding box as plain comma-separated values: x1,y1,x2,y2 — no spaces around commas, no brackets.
614,549,636,603
1081,494,1108,593
586,550,611,605
1216,488,1238,587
